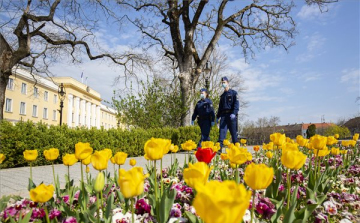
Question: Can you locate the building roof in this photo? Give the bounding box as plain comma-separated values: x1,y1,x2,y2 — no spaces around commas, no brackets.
301,123,334,130
343,117,360,129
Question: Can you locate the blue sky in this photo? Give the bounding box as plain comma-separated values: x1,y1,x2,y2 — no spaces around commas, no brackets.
49,1,360,125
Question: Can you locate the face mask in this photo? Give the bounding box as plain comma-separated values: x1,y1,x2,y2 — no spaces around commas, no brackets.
200,94,205,99
222,83,228,88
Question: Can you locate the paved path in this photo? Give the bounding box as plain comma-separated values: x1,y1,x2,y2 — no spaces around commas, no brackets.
0,146,255,198
0,153,188,198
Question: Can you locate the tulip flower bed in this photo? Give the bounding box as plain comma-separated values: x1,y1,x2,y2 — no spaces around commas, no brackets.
0,133,359,223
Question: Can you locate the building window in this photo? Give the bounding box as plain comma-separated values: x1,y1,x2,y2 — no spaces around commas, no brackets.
34,87,39,98
54,94,57,104
44,91,48,101
72,113,74,123
43,108,48,119
21,83,27,94
7,78,14,90
20,102,26,115
32,105,38,117
79,115,81,124
53,110,57,121
5,98,12,112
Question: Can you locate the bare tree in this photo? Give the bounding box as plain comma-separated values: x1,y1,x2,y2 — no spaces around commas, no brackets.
0,0,144,120
117,0,337,126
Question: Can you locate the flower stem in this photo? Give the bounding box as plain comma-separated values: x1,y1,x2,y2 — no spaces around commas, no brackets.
67,166,70,192
131,198,135,223
250,190,256,223
96,192,100,223
287,168,291,209
100,190,104,214
187,150,190,164
235,165,239,184
44,206,50,223
154,160,159,220
160,158,163,196
30,162,33,182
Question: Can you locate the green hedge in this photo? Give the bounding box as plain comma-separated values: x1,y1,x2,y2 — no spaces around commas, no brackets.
0,120,220,168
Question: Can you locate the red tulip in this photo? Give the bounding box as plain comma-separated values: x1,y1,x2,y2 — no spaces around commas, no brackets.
195,148,216,164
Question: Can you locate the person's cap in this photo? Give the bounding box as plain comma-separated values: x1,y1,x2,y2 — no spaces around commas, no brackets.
221,76,229,82
200,88,208,92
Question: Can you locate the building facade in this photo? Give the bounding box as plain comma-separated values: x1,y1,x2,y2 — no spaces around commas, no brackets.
4,68,119,129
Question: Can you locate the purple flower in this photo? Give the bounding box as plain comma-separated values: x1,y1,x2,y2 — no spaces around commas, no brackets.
170,208,182,218
256,202,269,215
3,207,17,219
135,198,151,215
278,184,285,192
63,216,77,223
31,208,45,219
49,209,61,220
62,195,70,204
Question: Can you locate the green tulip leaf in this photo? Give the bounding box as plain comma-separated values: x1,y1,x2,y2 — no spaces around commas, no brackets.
283,202,297,223
159,185,176,223
105,193,114,219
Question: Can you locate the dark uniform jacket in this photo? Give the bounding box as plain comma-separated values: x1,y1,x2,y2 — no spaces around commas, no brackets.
216,89,239,119
191,98,215,122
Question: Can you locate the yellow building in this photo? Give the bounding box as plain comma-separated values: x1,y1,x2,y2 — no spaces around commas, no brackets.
4,68,119,129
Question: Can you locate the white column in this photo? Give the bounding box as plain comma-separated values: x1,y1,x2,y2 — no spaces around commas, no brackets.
96,106,101,129
86,102,91,128
67,94,73,127
80,99,86,126
91,104,96,127
74,97,80,127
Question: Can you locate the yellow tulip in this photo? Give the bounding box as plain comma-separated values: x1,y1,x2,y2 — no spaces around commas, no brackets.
353,133,359,141
223,139,231,146
102,148,113,160
212,142,221,152
23,150,38,161
112,152,128,165
296,135,308,147
86,166,90,173
270,133,286,146
263,142,274,150
348,140,356,147
282,142,299,153
220,153,228,160
266,151,273,159
309,135,327,150
240,139,247,144
129,158,136,166
75,142,93,160
82,154,92,165
110,157,116,164
193,180,251,223
281,150,307,170
94,172,105,193
62,154,78,166
29,183,54,203
43,148,59,161
234,142,240,148
330,147,340,155
313,147,330,157
334,134,340,139
340,150,348,154
226,145,251,165
201,141,214,148
183,162,212,189
91,151,108,171
144,138,171,160
181,140,197,151
118,167,147,198
326,136,338,146
0,153,5,164
169,144,179,153
244,163,274,190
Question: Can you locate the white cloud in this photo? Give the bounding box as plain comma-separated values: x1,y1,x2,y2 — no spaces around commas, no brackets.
297,3,338,22
341,68,359,92
296,33,326,63
297,5,323,20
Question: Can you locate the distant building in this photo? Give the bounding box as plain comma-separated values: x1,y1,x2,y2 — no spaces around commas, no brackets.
242,122,334,145
343,117,360,135
4,68,120,129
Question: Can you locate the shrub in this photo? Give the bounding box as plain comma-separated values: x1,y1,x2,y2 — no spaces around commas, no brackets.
0,120,220,168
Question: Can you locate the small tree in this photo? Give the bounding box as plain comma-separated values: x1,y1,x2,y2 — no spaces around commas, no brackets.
323,125,351,139
306,124,316,139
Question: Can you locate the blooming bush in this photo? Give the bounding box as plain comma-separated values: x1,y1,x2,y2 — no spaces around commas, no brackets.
0,133,359,223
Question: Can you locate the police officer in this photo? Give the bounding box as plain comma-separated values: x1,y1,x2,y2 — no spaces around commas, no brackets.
216,76,239,149
191,88,215,147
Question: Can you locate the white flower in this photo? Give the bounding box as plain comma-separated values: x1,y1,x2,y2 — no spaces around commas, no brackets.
168,217,188,223
339,219,352,223
323,200,337,215
243,210,256,223
112,208,122,214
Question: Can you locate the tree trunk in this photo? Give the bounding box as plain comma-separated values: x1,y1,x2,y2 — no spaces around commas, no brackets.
179,71,196,126
0,72,9,120
0,34,13,121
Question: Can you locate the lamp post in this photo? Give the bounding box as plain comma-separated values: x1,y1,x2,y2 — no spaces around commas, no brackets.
203,61,212,92
58,83,66,126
